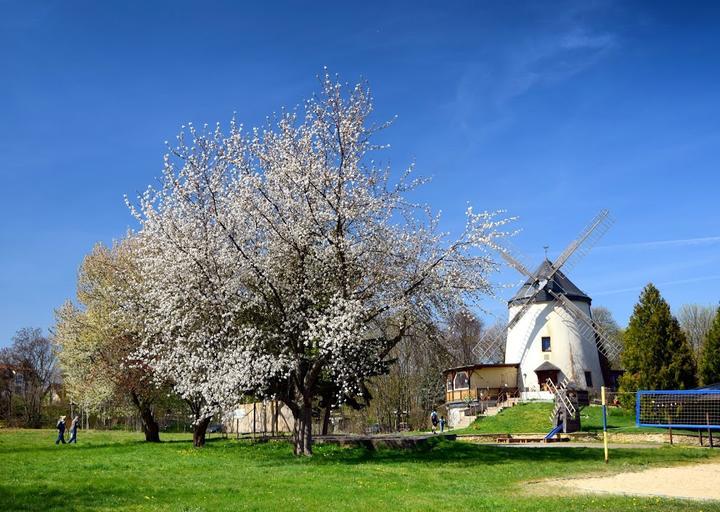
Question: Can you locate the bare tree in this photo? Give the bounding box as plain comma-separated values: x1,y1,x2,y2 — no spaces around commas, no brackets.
363,320,453,432
3,328,58,427
678,304,716,356
444,309,484,365
591,306,624,368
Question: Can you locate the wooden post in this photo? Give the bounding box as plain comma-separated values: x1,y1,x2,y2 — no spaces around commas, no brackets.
252,402,256,441
668,425,673,446
263,402,267,438
601,386,609,464
708,413,714,449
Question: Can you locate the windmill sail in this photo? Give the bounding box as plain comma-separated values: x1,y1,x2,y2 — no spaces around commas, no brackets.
549,290,622,360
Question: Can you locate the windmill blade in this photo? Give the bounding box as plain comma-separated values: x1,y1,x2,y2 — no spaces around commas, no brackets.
475,296,547,366
472,288,543,363
472,328,506,364
550,209,614,277
548,290,622,360
507,275,551,330
497,248,535,280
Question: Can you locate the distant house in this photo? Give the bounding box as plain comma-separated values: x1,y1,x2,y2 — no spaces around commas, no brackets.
0,363,24,394
1,363,24,421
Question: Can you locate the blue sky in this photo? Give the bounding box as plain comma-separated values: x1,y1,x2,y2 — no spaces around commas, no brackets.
1,1,719,345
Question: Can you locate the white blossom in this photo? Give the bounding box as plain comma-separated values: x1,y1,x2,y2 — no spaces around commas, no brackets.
127,74,512,453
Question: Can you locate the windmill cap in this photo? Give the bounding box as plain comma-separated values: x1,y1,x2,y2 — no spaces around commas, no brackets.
508,259,591,306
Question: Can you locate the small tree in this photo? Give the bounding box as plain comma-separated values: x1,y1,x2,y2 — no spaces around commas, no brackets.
130,75,511,454
698,306,720,386
619,284,696,395
55,241,165,442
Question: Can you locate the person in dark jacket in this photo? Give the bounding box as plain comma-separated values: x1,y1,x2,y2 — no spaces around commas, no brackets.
68,416,79,444
55,416,66,445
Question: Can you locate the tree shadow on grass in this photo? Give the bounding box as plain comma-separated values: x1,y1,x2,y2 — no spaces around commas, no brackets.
0,436,228,456
0,482,150,512
307,438,708,467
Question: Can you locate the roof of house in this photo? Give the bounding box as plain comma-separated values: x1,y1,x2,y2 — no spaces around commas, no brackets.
443,363,519,375
534,361,561,372
509,259,591,306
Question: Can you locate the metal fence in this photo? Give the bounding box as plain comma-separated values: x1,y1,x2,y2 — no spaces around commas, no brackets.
636,390,720,430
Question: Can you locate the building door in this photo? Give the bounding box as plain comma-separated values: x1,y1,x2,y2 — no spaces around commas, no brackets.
536,370,559,389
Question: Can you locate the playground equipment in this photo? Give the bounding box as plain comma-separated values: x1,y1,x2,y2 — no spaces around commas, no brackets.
544,422,564,440
546,378,587,436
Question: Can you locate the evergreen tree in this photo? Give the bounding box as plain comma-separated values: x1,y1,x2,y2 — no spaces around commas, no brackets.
619,284,696,394
698,306,720,386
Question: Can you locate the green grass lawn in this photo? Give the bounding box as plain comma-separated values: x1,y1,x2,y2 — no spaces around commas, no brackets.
460,402,557,434
2,429,719,511
460,402,688,435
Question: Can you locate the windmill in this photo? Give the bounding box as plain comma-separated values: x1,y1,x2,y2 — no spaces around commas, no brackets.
473,209,620,390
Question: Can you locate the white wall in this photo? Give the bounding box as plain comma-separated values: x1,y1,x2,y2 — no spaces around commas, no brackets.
224,402,295,434
504,300,604,391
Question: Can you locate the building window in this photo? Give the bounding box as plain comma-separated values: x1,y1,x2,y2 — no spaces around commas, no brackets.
446,378,453,392
453,371,469,390
584,371,593,388
541,336,551,352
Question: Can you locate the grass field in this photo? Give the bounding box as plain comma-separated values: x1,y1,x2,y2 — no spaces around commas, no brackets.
2,429,719,511
460,402,637,434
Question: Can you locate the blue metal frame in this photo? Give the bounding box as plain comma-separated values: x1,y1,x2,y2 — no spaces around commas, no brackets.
636,390,720,430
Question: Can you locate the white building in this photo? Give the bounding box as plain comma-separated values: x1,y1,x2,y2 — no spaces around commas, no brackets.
504,260,605,392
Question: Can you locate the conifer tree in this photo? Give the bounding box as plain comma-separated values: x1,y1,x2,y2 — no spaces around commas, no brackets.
619,283,696,394
698,306,720,386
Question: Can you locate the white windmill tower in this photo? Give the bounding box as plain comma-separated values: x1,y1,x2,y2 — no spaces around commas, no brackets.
473,209,620,392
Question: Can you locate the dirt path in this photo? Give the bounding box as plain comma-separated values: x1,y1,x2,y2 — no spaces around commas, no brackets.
545,462,720,501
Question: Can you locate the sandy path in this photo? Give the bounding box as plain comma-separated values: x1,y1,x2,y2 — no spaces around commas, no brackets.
546,463,720,501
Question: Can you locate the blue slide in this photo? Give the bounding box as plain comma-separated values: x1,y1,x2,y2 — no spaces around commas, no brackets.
544,423,563,440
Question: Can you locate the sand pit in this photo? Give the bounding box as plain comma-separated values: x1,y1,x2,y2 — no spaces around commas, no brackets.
545,462,720,501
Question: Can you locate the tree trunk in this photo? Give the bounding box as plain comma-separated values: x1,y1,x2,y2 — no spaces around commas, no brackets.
130,390,161,442
322,405,331,436
193,417,211,448
292,403,313,456
139,405,161,443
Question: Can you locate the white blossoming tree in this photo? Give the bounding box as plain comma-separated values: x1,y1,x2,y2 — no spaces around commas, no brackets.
130,75,511,454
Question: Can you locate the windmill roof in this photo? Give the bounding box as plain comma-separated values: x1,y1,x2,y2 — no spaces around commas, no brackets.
509,259,591,306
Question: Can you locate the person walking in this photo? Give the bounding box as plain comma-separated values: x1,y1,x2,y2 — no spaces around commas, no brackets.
68,416,79,444
430,409,439,434
440,415,446,433
55,416,66,445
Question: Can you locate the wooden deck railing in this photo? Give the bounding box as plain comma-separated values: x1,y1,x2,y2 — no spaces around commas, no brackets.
445,387,518,404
